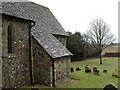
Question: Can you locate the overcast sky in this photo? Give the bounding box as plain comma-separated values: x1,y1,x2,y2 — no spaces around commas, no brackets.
29,0,119,43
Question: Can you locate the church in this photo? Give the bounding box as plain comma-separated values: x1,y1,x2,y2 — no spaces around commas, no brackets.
0,1,72,89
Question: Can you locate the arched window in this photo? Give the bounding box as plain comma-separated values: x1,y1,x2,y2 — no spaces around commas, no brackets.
8,24,13,54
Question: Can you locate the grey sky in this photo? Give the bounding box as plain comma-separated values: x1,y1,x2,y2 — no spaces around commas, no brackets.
29,0,118,42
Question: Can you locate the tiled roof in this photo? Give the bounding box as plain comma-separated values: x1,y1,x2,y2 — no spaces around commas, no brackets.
2,2,73,58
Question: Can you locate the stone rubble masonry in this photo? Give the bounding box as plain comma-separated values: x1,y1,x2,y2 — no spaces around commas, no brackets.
31,35,71,86
54,35,67,47
53,35,71,85
54,57,71,85
0,12,2,89
31,37,53,86
2,15,31,88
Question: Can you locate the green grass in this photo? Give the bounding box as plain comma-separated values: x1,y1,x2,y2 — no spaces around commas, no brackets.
61,57,119,88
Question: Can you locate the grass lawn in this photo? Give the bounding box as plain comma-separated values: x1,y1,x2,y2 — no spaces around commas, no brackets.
61,57,119,88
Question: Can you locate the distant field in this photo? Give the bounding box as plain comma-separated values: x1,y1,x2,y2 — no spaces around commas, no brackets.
61,57,119,88
102,45,120,55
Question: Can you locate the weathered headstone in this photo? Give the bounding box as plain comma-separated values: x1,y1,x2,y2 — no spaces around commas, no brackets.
85,65,89,70
85,65,91,73
103,70,107,73
86,69,91,73
103,84,117,90
71,67,74,72
94,70,99,75
112,74,118,77
93,67,97,72
76,67,81,71
112,74,120,78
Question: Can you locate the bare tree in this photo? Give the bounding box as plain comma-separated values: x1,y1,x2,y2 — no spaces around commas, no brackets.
87,18,115,64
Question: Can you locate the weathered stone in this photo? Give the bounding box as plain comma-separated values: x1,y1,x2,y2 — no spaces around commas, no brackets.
54,35,67,47
103,84,117,90
54,57,70,85
31,37,52,86
76,67,81,71
85,65,90,70
93,67,97,72
94,70,99,75
85,69,91,73
103,70,107,73
112,74,120,78
2,16,31,88
85,65,91,73
0,16,2,89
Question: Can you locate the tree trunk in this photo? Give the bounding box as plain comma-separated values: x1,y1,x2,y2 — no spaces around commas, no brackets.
99,46,102,64
100,54,102,64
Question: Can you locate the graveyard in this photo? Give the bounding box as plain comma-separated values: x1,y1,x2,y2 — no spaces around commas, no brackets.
61,57,118,88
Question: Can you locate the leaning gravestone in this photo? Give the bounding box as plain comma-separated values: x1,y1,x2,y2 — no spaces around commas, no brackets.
103,84,117,90
76,67,81,71
112,74,120,78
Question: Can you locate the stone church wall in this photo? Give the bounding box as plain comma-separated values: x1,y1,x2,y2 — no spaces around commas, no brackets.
31,36,71,86
2,15,31,88
31,37,53,86
54,35,67,47
0,15,2,89
54,57,71,85
51,35,71,86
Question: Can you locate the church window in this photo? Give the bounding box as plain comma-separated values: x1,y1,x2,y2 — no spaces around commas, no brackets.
8,24,13,54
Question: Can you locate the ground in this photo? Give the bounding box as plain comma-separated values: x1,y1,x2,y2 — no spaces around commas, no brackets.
21,57,119,89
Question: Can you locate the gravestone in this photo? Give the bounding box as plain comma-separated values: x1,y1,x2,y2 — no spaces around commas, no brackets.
94,70,99,75
85,65,89,70
112,74,120,78
85,65,91,73
112,74,118,77
93,67,97,72
76,67,81,71
86,69,91,73
71,67,74,72
103,84,117,90
103,70,107,73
